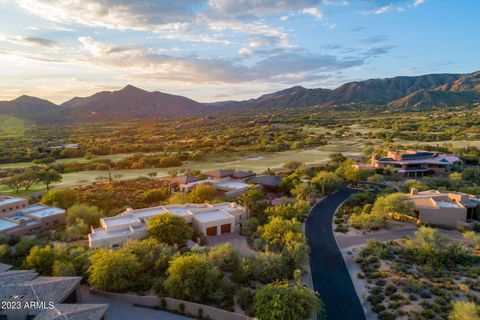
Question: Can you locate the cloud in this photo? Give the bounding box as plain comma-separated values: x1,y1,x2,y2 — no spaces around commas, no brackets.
302,7,323,19
361,35,388,44
413,0,426,6
77,37,364,84
375,5,394,14
205,18,295,49
0,34,58,48
14,0,204,31
363,0,425,14
364,45,395,58
208,0,325,17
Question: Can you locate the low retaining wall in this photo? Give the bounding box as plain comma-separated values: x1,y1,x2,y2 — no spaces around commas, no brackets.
90,288,252,320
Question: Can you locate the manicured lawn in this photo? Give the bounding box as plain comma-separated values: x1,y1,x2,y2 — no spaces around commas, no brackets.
0,115,29,138
1,141,369,195
0,151,166,169
0,183,45,197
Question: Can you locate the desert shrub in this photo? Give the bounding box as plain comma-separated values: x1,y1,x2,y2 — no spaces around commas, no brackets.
368,293,385,305
385,284,397,296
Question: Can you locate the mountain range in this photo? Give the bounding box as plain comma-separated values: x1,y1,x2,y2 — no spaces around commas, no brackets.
1,71,479,124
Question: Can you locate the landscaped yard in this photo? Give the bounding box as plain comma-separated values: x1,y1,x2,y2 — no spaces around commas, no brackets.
347,228,480,320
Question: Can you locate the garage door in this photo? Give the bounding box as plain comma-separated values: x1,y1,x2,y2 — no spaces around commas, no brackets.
206,226,217,236
221,224,231,234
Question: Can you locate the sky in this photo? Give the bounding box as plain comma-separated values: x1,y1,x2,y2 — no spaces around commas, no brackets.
0,0,478,104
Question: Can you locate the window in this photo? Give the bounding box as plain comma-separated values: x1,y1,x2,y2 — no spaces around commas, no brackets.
112,244,120,248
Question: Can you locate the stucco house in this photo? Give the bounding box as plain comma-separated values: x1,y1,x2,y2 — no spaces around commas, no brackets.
372,150,461,178
88,202,246,248
177,170,257,198
408,188,480,227
0,196,66,237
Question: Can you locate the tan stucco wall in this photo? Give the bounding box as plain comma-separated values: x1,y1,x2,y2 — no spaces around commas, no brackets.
419,207,466,227
0,198,28,214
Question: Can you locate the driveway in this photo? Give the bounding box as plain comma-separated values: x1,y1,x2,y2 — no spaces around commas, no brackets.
305,189,365,320
80,286,192,320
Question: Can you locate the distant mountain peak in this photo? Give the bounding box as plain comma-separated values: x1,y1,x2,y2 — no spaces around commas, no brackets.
2,70,480,124
118,84,146,94
13,95,45,102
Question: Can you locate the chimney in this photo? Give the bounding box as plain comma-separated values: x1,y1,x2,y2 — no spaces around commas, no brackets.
410,188,419,196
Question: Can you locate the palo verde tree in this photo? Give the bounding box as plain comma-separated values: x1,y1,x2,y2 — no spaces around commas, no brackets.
88,249,145,292
254,281,323,320
164,254,223,303
146,212,193,246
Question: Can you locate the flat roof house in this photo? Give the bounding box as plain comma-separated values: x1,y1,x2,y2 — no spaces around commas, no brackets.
204,170,255,181
177,170,257,198
408,188,480,227
0,263,108,320
0,196,66,237
88,202,246,248
372,150,461,178
247,175,283,190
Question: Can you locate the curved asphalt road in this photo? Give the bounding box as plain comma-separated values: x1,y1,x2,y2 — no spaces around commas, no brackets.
306,188,365,320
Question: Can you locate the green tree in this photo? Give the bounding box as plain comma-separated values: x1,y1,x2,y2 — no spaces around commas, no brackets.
147,213,193,246
237,188,264,216
249,251,291,283
66,204,103,227
15,236,38,256
283,230,310,269
147,172,158,179
121,238,175,275
0,243,10,261
449,301,480,320
371,193,415,221
3,175,22,193
41,188,79,209
37,169,62,190
291,183,316,201
260,217,303,250
329,152,346,166
463,231,480,250
23,245,56,275
52,260,77,276
19,169,38,191
283,161,304,171
254,281,322,320
367,174,385,184
335,160,369,184
143,188,170,203
449,172,463,188
168,192,190,204
311,171,342,195
33,157,55,166
404,179,430,192
88,249,144,292
207,243,240,272
63,219,89,241
164,254,223,303
264,200,310,222
188,183,217,203
348,211,387,230
405,226,449,250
